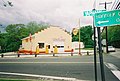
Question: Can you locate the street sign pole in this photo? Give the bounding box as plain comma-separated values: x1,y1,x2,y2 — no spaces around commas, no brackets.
97,27,105,81
93,9,97,81
93,1,97,80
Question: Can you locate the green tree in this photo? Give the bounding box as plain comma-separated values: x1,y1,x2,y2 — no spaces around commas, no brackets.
102,25,120,48
72,25,94,48
0,21,49,52
5,24,28,51
80,25,93,48
26,21,48,34
0,33,8,52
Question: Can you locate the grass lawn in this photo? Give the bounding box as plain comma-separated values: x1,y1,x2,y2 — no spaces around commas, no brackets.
0,78,34,81
0,78,62,81
82,48,94,50
75,48,94,50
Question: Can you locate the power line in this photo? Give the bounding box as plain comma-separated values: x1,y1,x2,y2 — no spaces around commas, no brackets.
1,0,13,7
111,0,120,9
1,0,7,7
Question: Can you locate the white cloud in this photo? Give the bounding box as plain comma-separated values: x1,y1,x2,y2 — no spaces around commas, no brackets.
0,0,114,31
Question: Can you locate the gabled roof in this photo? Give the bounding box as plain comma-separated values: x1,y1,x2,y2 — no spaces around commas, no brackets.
22,34,35,40
22,26,71,40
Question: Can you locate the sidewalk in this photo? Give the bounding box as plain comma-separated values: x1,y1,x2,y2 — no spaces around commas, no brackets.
109,48,120,59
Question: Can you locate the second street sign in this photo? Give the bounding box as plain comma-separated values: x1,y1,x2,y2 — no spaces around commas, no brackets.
94,10,120,27
83,10,105,16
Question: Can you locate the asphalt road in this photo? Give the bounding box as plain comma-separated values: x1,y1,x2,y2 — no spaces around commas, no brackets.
0,50,120,81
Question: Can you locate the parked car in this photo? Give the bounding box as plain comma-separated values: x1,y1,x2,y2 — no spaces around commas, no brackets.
108,46,115,52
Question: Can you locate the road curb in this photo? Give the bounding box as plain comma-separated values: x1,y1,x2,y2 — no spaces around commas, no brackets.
0,72,79,81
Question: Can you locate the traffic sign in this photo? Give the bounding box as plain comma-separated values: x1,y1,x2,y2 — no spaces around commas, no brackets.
94,10,120,27
102,39,106,45
83,10,106,16
72,28,78,35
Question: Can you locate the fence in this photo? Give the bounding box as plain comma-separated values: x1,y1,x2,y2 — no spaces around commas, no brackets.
0,51,93,58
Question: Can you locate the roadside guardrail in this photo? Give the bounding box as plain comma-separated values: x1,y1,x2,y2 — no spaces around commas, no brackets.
0,51,93,58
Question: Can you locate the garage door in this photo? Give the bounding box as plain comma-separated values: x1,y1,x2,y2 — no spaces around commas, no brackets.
53,41,64,53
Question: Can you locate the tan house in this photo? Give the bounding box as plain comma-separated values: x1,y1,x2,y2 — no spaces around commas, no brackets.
19,26,72,54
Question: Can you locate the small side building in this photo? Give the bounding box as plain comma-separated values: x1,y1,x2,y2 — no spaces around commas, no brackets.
20,26,72,54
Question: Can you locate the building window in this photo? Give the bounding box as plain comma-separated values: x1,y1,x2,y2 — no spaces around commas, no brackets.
38,43,44,48
48,45,50,49
57,46,61,48
53,45,64,48
60,46,64,48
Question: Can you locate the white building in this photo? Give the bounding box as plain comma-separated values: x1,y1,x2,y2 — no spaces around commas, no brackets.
20,26,72,54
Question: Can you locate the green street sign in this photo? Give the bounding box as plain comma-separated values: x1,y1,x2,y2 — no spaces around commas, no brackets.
94,10,120,27
83,10,106,16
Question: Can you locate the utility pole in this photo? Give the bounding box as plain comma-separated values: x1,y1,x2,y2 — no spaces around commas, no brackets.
78,19,81,55
99,2,112,53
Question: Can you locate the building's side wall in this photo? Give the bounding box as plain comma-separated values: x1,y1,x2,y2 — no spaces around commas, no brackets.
22,37,36,52
22,39,31,51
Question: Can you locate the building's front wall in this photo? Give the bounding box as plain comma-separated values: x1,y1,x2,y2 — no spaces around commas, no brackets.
21,26,72,53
